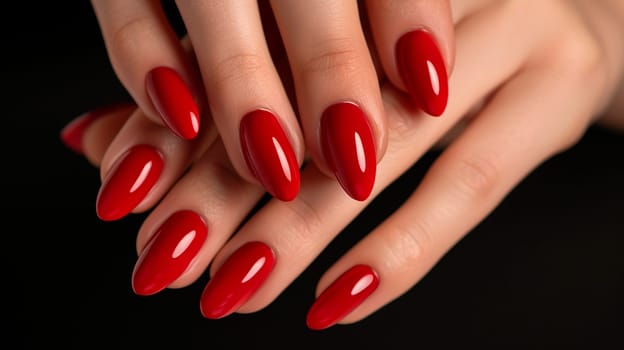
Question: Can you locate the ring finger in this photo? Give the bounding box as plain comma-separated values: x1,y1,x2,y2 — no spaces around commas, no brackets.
175,0,304,202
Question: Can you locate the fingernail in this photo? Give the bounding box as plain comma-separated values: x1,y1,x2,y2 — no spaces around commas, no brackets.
60,103,134,154
96,144,163,221
132,210,208,296
321,102,376,201
145,66,200,139
240,109,300,201
396,29,448,116
200,241,275,319
306,264,379,330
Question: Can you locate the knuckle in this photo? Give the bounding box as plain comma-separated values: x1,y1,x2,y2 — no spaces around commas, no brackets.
273,193,323,258
548,33,605,151
210,52,265,89
451,154,499,200
109,16,158,61
384,91,421,142
299,38,362,79
384,220,432,270
201,161,247,204
556,35,605,84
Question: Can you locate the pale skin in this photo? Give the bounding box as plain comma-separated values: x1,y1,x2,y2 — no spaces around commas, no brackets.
76,0,624,327
89,0,455,199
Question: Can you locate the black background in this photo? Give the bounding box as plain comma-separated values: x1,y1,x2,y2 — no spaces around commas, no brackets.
4,2,623,349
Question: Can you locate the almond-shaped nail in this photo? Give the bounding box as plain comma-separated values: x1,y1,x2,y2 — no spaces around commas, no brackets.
96,144,163,221
200,241,275,319
321,102,376,201
60,103,134,154
396,29,448,116
306,264,379,330
146,66,200,139
132,210,208,296
240,109,300,201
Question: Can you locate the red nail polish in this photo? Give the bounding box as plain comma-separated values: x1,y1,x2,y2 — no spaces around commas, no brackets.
240,109,300,201
96,144,163,221
306,264,379,330
200,241,275,319
132,210,208,296
145,66,200,139
396,29,448,116
321,102,376,201
60,103,134,154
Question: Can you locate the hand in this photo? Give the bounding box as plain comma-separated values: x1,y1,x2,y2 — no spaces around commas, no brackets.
63,0,624,330
89,0,455,204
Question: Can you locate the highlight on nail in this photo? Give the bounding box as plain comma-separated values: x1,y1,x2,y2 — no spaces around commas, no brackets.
199,241,276,319
396,29,448,116
320,101,376,201
132,210,208,296
146,66,200,140
306,264,379,330
96,144,164,221
240,109,300,201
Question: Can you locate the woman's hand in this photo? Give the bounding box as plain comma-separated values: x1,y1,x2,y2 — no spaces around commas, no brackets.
63,0,624,330
89,0,455,204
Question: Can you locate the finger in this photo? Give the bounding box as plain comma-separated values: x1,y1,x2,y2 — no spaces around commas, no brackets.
130,139,266,295
91,0,204,139
196,3,532,319
269,0,385,202
175,0,303,201
365,0,454,117
308,61,598,329
60,102,135,160
95,107,217,221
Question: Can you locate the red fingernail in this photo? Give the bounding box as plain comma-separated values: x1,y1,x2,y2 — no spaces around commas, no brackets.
96,144,163,221
396,29,448,116
60,103,134,154
146,66,200,139
306,264,379,330
321,102,376,201
132,210,208,296
240,109,300,201
200,241,275,319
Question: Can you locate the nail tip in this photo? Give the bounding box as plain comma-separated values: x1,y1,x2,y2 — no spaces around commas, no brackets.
199,305,229,320
133,286,163,297
424,96,448,117
95,205,125,222
60,113,93,154
146,66,200,141
273,183,300,201
305,315,325,331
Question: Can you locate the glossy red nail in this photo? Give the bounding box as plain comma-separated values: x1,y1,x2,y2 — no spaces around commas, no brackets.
240,109,300,201
132,210,208,296
96,144,163,221
396,29,448,116
321,102,376,201
146,66,200,139
200,241,275,319
306,264,379,330
60,103,134,154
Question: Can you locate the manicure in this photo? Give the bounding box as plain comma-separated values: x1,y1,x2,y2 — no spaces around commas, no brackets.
200,241,275,319
240,109,300,201
60,103,134,154
396,29,449,116
96,144,163,221
321,102,376,201
306,264,379,330
146,66,200,139
132,210,208,296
